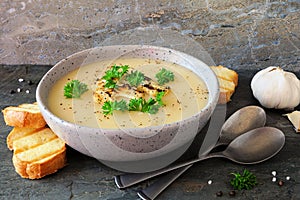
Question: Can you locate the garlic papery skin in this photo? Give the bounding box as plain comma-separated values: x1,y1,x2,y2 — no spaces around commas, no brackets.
284,111,300,132
251,66,300,109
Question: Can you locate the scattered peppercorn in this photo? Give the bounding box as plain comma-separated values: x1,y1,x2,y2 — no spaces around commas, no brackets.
229,190,236,197
216,191,223,197
278,180,284,186
27,80,33,85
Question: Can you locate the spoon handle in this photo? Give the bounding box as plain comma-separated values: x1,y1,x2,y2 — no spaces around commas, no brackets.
137,165,193,200
114,153,222,189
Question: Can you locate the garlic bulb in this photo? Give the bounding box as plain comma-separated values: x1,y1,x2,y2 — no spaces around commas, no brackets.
251,66,300,109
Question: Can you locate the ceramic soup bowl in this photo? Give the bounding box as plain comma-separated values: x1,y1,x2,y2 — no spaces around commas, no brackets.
36,45,219,172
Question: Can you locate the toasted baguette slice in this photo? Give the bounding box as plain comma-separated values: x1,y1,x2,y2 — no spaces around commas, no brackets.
211,66,238,86
13,148,66,179
7,127,43,150
218,88,234,104
211,66,238,104
2,103,46,128
12,128,59,154
11,127,66,179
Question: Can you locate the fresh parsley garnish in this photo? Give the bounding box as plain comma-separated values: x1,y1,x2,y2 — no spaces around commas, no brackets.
99,64,170,115
141,98,159,113
102,99,128,115
155,68,174,85
104,95,165,115
102,64,129,88
128,98,143,111
125,70,145,87
230,169,257,190
156,91,165,106
129,97,161,114
64,80,88,98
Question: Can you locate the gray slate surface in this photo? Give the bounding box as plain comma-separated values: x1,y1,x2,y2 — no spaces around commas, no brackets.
1,65,300,200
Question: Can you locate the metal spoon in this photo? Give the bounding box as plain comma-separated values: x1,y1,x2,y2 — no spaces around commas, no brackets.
114,105,266,189
138,126,285,200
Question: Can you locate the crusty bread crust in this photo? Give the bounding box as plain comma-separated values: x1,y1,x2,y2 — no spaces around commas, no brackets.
2,102,67,180
218,88,234,104
211,65,238,86
10,128,67,179
13,148,66,179
2,103,46,128
211,66,238,104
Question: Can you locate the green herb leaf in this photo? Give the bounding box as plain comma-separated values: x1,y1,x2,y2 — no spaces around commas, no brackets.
128,98,143,111
230,169,257,190
155,68,174,85
156,91,166,106
126,70,145,87
102,100,128,115
102,64,129,88
147,104,161,114
128,97,161,114
64,80,88,98
141,98,160,114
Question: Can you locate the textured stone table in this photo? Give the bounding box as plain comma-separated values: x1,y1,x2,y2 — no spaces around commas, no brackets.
1,1,300,199
1,64,300,200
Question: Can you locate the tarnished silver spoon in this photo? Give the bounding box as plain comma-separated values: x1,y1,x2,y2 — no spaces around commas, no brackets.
138,126,285,200
115,105,266,189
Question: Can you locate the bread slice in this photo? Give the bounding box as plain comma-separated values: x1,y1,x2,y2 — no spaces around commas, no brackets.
211,66,238,104
218,88,234,104
7,127,43,150
2,103,46,128
211,66,238,86
12,128,59,154
9,127,66,179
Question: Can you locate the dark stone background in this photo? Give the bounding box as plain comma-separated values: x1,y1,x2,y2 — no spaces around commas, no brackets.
1,1,299,70
1,1,300,199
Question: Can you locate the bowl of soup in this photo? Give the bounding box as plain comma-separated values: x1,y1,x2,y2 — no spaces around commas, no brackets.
36,45,219,173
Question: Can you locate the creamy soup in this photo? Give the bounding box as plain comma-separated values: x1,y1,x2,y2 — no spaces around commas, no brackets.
48,58,209,129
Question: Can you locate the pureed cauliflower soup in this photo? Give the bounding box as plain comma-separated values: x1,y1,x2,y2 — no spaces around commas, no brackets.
48,58,209,129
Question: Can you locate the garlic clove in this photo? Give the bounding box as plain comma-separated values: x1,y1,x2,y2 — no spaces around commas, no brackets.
284,111,300,133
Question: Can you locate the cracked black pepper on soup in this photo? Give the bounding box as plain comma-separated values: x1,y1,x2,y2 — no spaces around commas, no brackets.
48,58,209,129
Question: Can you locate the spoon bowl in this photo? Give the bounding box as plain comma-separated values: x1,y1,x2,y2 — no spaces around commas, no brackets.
218,105,266,145
223,127,285,164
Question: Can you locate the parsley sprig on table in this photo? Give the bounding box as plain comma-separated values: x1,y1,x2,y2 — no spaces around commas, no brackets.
64,80,88,98
230,169,257,190
155,68,174,85
102,64,129,88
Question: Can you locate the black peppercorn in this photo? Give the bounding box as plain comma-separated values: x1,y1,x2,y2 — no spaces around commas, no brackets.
278,180,284,186
27,80,33,85
229,190,236,197
216,191,223,197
